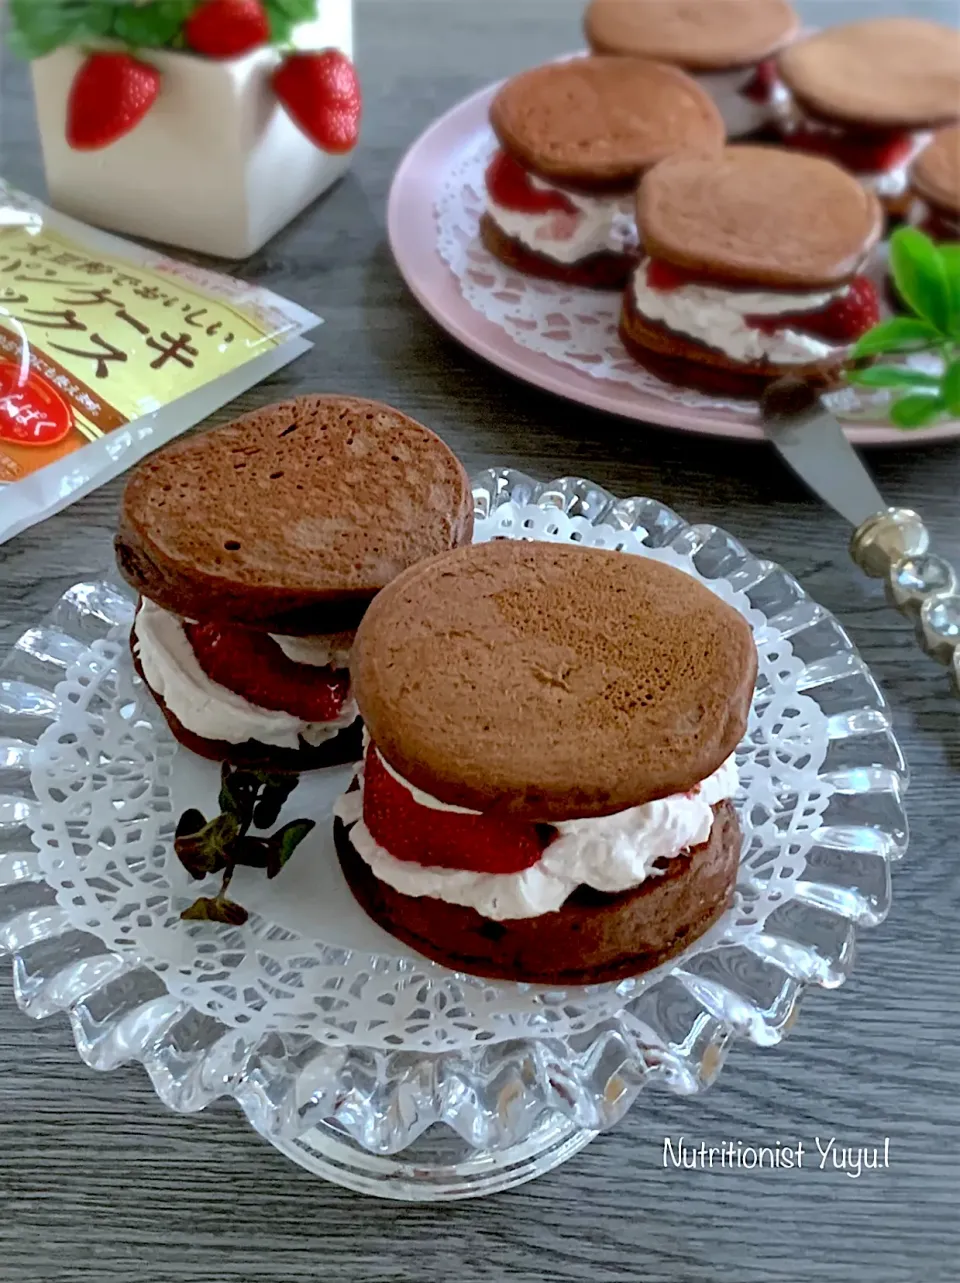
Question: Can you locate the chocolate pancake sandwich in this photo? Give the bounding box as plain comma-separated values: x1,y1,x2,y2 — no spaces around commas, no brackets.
334,539,756,984
117,395,473,768
585,0,798,141
620,146,883,397
482,55,724,289
777,19,960,218
909,128,960,242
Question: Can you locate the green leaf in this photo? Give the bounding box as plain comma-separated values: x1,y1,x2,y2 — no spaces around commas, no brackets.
265,0,316,45
889,394,947,429
218,764,259,825
942,360,960,416
80,1,116,40
229,836,272,869
939,245,960,337
180,896,249,926
174,811,239,879
846,366,942,389
850,317,942,359
9,0,89,58
266,819,315,879
112,0,196,48
175,806,206,839
253,772,299,829
889,228,950,333
268,0,318,18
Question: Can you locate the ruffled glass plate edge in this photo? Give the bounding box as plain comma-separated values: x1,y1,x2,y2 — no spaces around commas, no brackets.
0,471,908,1199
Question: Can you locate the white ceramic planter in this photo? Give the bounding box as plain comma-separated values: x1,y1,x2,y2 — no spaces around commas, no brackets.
31,2,355,259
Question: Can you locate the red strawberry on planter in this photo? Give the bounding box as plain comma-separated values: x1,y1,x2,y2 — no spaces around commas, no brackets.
185,0,270,60
67,53,161,151
273,50,362,154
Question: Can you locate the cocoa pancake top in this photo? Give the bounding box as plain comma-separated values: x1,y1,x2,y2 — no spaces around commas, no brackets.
489,56,724,190
585,0,798,71
351,540,756,821
778,19,960,132
638,146,882,289
116,396,473,636
911,128,960,217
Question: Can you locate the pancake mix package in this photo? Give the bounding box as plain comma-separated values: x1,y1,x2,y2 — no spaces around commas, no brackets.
0,181,320,545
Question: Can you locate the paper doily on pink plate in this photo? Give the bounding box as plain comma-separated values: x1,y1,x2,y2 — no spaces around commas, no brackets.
389,79,960,448
0,473,907,1199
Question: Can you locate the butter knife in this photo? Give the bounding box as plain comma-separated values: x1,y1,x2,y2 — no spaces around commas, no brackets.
761,378,960,694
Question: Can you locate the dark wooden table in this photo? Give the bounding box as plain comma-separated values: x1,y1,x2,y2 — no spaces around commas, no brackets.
2,3,959,1280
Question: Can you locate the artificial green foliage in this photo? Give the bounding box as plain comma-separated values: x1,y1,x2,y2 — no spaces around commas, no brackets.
8,0,318,58
175,763,316,924
847,228,960,430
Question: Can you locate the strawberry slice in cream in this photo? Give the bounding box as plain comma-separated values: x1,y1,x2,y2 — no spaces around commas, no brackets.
484,149,638,267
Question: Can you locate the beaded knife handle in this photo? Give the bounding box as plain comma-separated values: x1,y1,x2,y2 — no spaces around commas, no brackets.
762,380,960,696
852,510,960,686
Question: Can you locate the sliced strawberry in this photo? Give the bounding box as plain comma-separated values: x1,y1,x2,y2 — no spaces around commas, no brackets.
185,0,270,59
740,59,779,105
782,125,914,175
184,622,350,722
273,50,362,154
644,258,703,291
747,275,879,343
67,53,161,151
362,744,550,874
485,150,578,215
921,208,960,242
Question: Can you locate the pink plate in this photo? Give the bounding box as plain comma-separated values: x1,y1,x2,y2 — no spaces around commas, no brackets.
387,80,959,448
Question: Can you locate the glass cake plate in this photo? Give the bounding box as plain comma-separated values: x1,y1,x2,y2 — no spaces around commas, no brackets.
0,471,908,1200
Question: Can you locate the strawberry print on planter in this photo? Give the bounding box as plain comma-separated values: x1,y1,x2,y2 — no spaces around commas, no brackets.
273,49,362,154
67,53,162,151
185,0,271,59
26,2,358,258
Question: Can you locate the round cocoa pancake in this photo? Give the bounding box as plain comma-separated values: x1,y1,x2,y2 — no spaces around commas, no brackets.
585,0,798,71
619,288,847,398
335,796,741,984
911,127,960,219
637,146,882,289
777,20,960,132
479,212,634,289
350,540,756,820
116,396,473,636
489,56,724,191
131,636,363,770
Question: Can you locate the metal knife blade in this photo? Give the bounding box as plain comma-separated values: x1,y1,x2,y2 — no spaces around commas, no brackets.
759,378,886,530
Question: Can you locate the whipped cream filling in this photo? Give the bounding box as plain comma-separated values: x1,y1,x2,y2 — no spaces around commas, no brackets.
486,171,638,266
694,65,782,140
334,750,739,921
134,599,358,750
270,631,355,669
860,133,930,198
631,259,846,365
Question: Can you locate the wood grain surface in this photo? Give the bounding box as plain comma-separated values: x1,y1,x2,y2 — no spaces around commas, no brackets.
1,3,959,1280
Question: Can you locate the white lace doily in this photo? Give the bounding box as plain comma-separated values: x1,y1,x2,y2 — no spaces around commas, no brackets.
435,132,923,421
27,501,831,1054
